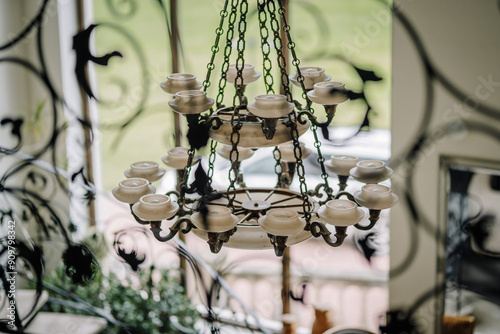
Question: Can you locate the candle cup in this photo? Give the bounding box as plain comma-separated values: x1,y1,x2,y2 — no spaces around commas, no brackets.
258,209,306,236
325,155,359,176
190,206,239,233
307,81,349,106
132,194,179,221
247,94,295,118
289,66,332,90
112,178,156,204
168,90,214,115
217,144,255,162
160,73,202,95
349,160,393,184
124,161,165,182
277,141,311,162
162,147,201,170
353,184,398,210
318,199,365,226
225,63,261,85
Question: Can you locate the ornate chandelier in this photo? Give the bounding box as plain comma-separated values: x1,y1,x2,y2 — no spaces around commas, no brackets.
112,0,398,256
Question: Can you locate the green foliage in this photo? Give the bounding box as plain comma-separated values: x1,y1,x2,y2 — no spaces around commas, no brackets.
40,266,198,333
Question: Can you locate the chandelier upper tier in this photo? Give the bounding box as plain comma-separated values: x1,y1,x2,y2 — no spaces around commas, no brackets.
112,0,398,256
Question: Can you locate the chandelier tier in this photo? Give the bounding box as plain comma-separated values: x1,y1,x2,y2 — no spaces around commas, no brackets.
113,0,398,256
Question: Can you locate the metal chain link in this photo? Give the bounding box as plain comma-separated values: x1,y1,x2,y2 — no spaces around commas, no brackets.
273,146,283,187
257,0,275,94
202,0,230,100
275,1,333,202
266,0,315,222
275,2,310,105
226,0,248,208
311,124,333,199
206,139,218,187
266,0,292,101
215,0,240,109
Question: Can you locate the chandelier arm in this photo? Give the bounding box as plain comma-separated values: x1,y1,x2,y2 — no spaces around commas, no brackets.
297,110,335,128
334,191,356,201
205,115,224,130
129,205,149,225
202,0,230,97
149,218,194,243
309,222,348,248
354,209,382,231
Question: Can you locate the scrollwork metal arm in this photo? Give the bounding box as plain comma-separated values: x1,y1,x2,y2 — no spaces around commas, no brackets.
354,209,381,231
310,221,348,247
297,105,337,127
150,218,194,242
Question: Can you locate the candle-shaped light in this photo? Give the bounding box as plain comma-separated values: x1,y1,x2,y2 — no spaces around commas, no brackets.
226,63,261,85
162,147,201,170
247,94,295,118
132,194,179,221
124,161,165,182
258,209,305,236
307,81,348,106
168,90,214,115
353,184,398,210
289,66,331,90
349,160,393,184
326,155,359,176
160,73,202,95
190,206,239,233
112,178,155,204
318,199,365,226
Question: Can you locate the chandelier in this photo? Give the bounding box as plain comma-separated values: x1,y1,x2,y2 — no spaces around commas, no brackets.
112,0,398,256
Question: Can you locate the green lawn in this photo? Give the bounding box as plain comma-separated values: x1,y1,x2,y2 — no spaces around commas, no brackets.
92,0,392,191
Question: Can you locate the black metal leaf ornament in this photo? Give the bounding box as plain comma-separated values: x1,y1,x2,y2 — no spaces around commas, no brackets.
62,243,99,285
117,247,146,272
186,114,210,150
353,66,383,83
73,24,123,100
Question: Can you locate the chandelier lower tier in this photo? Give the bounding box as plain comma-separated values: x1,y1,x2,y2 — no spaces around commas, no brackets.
112,0,398,256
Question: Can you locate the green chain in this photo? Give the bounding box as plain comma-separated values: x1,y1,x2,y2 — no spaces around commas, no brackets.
226,0,248,208
215,0,240,109
202,0,229,101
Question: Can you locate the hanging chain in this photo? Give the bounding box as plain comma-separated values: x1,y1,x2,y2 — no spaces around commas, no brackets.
226,0,248,209
273,146,283,187
202,0,230,101
276,1,333,201
257,0,275,94
215,0,240,109
266,0,292,101
266,0,314,222
206,139,218,187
